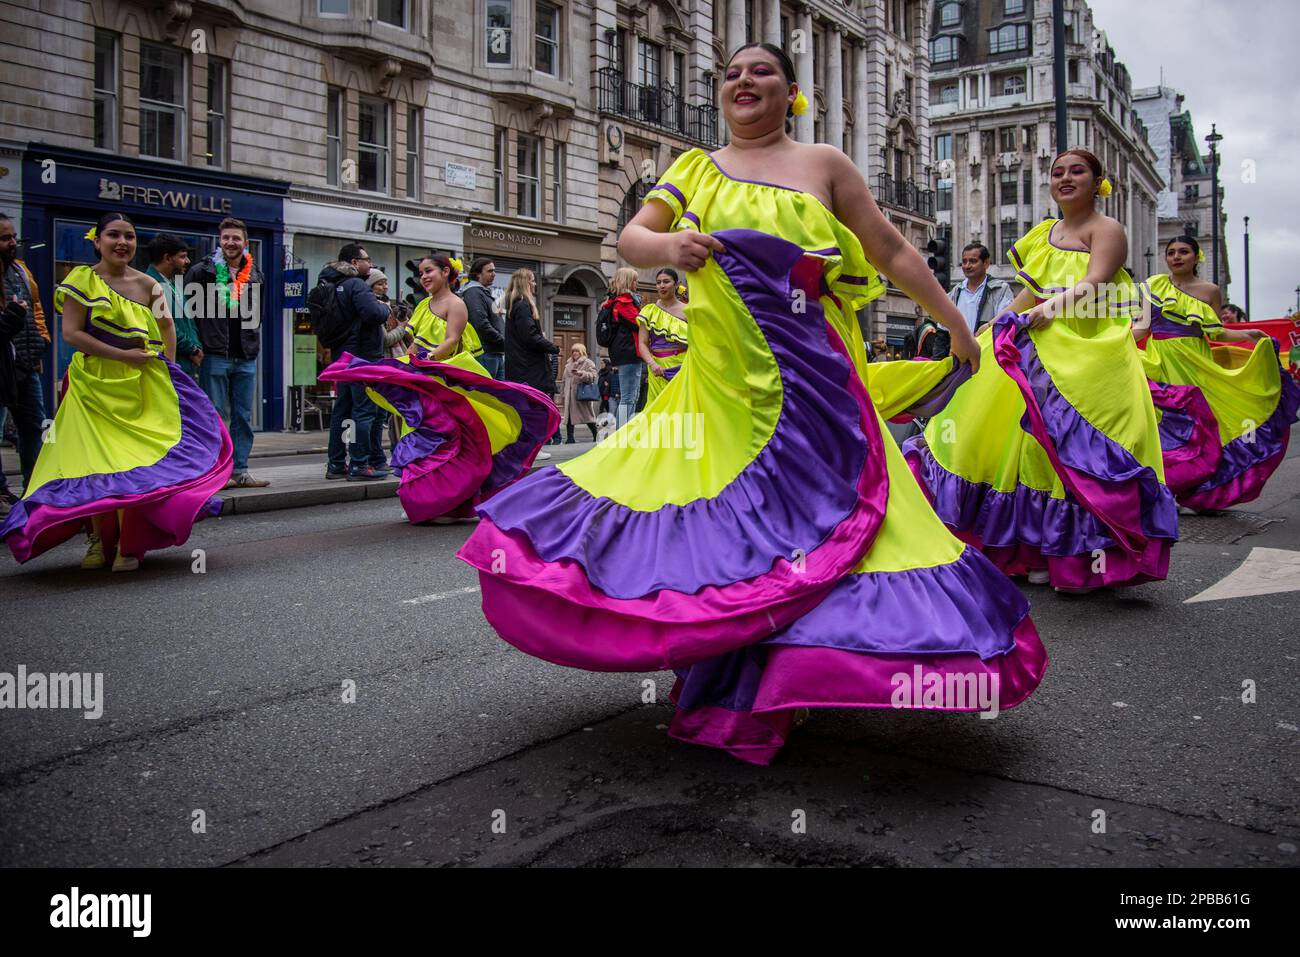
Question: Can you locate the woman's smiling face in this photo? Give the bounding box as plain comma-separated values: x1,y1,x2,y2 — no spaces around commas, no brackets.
721,46,793,133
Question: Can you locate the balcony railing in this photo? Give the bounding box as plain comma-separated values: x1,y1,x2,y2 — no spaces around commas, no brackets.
597,67,720,147
876,173,935,218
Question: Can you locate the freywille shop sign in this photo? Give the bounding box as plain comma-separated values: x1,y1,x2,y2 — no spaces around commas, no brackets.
97,178,234,215
470,225,544,248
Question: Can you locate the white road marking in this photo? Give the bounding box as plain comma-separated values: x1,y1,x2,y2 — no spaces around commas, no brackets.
1184,547,1300,603
402,585,481,605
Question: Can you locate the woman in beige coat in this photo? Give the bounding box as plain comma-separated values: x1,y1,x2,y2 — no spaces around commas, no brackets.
559,342,599,443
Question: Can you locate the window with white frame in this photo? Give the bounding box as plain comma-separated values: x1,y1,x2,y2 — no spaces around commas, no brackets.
1002,74,1025,96
406,106,421,199
636,38,661,88
487,0,512,66
358,96,391,193
1070,118,1089,148
535,2,560,76
516,133,540,218
988,23,1029,54
935,133,952,162
939,2,960,27
377,0,407,28
929,35,959,62
326,87,342,186
493,127,507,213
937,84,958,105
93,30,118,151
552,142,565,223
139,43,187,161
206,59,229,168
1005,0,1025,15
937,180,953,211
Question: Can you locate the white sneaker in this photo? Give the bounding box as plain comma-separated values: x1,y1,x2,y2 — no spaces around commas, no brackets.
536,450,552,460
111,553,140,573
1027,569,1050,585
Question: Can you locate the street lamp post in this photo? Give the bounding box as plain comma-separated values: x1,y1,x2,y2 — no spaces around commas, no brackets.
1243,216,1251,318
1295,286,1299,316
1144,247,1153,278
1206,124,1223,286
1053,0,1067,155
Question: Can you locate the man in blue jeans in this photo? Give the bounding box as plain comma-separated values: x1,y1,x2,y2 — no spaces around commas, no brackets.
320,243,393,481
187,217,269,488
0,213,51,502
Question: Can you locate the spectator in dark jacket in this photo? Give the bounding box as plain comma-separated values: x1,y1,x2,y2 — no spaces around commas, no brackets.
185,217,268,487
321,243,393,481
503,269,559,459
460,258,505,378
504,268,558,392
600,267,644,426
0,213,51,496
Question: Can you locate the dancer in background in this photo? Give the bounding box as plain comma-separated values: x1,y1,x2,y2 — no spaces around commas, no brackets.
1,213,231,570
906,149,1177,593
636,267,689,406
1136,236,1299,509
320,255,556,525
459,42,1045,765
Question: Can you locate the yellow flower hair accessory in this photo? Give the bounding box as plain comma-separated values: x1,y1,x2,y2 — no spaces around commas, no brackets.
791,91,809,117
1197,248,1206,263
676,284,686,296
1097,177,1113,198
448,256,464,273
84,226,97,241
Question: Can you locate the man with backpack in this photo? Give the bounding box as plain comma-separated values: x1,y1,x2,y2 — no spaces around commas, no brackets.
311,243,393,481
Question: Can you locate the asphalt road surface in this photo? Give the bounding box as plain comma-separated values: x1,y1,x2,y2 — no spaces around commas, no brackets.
1,444,1297,867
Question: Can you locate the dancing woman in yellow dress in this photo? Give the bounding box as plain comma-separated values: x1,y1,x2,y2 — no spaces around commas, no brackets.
636,267,689,406
1136,236,1299,508
320,255,557,523
905,149,1177,592
2,213,232,570
457,43,1047,765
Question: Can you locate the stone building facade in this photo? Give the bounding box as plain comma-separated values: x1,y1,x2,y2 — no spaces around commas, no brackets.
1,0,940,423
1132,85,1231,292
927,0,1162,287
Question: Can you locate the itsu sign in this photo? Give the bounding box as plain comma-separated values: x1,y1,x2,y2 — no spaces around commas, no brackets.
364,212,399,235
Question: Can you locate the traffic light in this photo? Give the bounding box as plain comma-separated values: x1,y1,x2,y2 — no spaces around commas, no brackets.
927,234,951,291
403,258,426,308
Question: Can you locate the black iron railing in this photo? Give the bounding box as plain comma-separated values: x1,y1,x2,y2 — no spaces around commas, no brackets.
876,173,935,218
597,67,720,147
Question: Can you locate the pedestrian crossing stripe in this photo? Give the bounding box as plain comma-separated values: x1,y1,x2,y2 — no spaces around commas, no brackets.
1184,547,1300,603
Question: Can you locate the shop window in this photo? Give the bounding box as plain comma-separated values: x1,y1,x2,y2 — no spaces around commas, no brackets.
516,133,541,218
358,96,391,194
406,106,422,199
139,43,187,161
486,0,512,66
326,87,342,186
535,2,560,77
377,0,407,29
94,31,118,151
206,59,229,168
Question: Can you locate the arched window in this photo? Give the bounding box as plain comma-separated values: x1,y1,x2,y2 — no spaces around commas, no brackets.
1002,74,1025,96
938,84,959,105
618,179,652,232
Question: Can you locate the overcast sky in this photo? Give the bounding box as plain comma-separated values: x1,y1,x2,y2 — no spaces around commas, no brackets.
1087,0,1300,317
